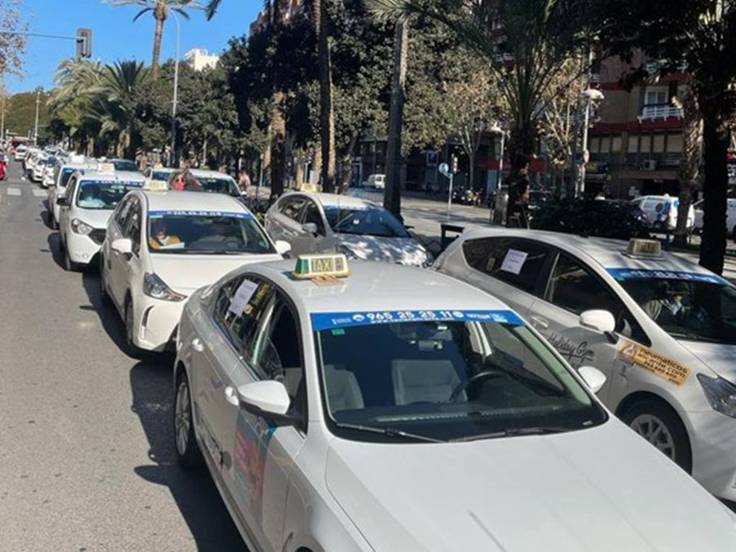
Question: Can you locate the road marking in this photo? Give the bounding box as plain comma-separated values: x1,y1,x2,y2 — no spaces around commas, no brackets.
7,188,21,196
32,189,46,197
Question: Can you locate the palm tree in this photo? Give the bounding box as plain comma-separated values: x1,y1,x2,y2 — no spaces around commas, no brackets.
107,0,203,80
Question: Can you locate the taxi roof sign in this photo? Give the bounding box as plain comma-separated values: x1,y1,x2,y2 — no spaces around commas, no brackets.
625,238,662,258
97,162,116,174
293,254,350,280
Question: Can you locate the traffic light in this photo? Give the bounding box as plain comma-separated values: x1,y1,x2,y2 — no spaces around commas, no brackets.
76,28,92,59
451,155,458,174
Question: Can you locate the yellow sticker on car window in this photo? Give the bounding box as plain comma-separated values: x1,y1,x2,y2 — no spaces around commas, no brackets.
618,341,690,386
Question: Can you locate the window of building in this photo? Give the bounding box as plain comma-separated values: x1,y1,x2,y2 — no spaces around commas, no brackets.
627,135,639,154
666,133,684,153
653,134,665,153
645,90,667,105
611,136,623,153
589,137,600,154
600,137,611,154
639,135,651,154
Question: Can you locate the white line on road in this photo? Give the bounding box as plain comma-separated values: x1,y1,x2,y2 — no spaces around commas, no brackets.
7,188,21,196
32,189,46,197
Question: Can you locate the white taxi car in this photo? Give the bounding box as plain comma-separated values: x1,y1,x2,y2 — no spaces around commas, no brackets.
58,169,145,271
173,254,736,551
436,228,736,500
264,192,431,266
142,166,176,191
100,190,290,354
47,160,99,230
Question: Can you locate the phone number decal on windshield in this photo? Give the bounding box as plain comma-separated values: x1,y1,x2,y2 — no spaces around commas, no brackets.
147,210,253,219
310,309,524,331
607,268,728,285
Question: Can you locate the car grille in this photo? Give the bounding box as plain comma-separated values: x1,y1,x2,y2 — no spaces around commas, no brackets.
89,229,106,245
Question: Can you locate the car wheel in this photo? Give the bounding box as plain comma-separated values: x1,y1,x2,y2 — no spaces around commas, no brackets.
173,371,203,469
63,243,77,272
622,399,692,473
99,255,111,303
124,297,142,357
50,212,58,230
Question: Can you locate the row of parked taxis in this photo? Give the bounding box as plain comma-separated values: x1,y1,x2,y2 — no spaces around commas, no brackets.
38,152,736,551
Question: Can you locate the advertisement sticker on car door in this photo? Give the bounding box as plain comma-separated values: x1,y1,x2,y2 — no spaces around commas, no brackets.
617,340,690,385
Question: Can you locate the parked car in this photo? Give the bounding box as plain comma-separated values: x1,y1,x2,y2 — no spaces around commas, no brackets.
142,166,176,191
631,195,694,232
365,173,386,189
47,159,100,230
265,192,431,266
693,198,736,238
13,144,27,161
167,168,242,197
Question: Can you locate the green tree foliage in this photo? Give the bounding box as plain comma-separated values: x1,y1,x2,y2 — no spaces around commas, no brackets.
4,90,51,140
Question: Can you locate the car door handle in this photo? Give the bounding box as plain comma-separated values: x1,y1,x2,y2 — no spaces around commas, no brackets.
191,338,205,352
530,316,549,330
224,386,240,407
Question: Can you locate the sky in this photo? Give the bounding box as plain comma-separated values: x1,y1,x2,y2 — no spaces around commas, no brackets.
6,0,261,93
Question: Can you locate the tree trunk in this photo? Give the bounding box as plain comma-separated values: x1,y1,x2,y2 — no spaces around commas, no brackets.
673,93,701,247
312,0,336,193
151,2,166,81
698,106,729,274
508,122,535,181
384,18,409,217
269,90,286,197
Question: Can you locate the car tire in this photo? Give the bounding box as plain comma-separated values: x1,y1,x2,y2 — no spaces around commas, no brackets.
51,214,58,230
622,399,692,473
63,243,77,272
124,297,142,358
99,255,111,304
173,371,203,469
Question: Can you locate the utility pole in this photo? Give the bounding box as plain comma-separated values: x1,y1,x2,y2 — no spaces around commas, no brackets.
33,89,41,146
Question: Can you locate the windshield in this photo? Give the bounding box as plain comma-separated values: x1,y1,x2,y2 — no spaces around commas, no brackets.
76,180,142,210
59,168,76,188
147,210,274,255
323,206,409,238
112,160,138,172
613,270,736,344
152,170,172,181
314,311,606,442
198,177,239,196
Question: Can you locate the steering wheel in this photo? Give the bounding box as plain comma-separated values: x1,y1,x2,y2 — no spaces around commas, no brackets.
449,370,505,402
223,237,242,248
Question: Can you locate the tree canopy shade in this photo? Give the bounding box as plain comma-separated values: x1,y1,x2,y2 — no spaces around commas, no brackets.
594,0,736,274
0,0,26,77
366,0,596,177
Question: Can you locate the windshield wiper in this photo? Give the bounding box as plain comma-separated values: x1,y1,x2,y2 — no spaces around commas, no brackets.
333,421,444,443
451,426,571,443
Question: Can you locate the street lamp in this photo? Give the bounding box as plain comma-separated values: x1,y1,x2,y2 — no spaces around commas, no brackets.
577,88,605,196
489,123,506,191
169,10,181,168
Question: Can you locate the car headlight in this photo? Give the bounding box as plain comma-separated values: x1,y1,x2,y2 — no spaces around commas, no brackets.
71,218,93,235
143,272,186,302
697,374,736,418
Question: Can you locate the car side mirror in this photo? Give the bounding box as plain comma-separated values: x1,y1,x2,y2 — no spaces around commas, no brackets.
274,240,291,256
578,366,607,394
302,222,319,235
111,238,133,256
56,196,68,206
235,381,294,426
579,309,615,334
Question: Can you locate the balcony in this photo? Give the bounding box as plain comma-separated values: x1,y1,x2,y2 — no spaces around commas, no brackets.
638,104,684,121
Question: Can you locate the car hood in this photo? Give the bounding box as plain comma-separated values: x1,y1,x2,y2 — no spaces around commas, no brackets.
336,234,429,266
151,253,282,294
77,209,114,229
325,421,736,552
678,340,736,382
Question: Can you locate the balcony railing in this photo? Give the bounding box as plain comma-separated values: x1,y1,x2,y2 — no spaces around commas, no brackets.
638,104,684,121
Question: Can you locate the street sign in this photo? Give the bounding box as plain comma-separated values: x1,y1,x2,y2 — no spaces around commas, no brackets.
438,162,450,178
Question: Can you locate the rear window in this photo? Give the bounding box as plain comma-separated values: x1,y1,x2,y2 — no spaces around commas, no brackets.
462,237,552,295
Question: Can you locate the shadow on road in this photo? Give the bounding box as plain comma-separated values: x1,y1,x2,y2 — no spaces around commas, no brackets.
47,231,65,270
129,358,244,551
79,271,131,354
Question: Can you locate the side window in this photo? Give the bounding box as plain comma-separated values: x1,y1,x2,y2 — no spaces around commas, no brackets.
279,197,306,221
547,254,648,343
123,197,141,254
462,237,552,295
251,293,305,417
302,201,325,235
66,177,78,201
115,197,132,228
214,276,275,364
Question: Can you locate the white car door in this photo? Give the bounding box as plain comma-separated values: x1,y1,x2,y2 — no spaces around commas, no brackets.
108,196,143,308
215,281,306,551
295,199,328,254
58,176,78,246
266,196,309,256
454,236,555,321
527,250,649,403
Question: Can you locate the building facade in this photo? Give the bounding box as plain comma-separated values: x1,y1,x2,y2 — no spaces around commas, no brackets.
184,49,220,71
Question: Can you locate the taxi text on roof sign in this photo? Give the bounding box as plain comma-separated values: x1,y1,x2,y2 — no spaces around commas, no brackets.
293,254,350,280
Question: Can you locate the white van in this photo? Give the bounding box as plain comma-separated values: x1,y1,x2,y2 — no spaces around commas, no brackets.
632,195,695,232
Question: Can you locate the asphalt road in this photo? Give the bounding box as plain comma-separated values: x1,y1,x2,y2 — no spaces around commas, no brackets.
0,161,244,551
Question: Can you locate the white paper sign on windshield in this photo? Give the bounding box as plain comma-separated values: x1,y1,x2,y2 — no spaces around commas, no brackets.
228,279,258,315
500,249,528,275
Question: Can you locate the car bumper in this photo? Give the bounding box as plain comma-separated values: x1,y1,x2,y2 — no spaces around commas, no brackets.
687,411,736,501
134,296,186,351
66,231,103,266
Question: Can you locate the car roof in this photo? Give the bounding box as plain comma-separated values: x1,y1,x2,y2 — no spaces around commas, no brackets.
185,169,233,179
288,192,375,209
77,170,145,182
141,190,247,212
247,259,511,314
458,227,716,276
